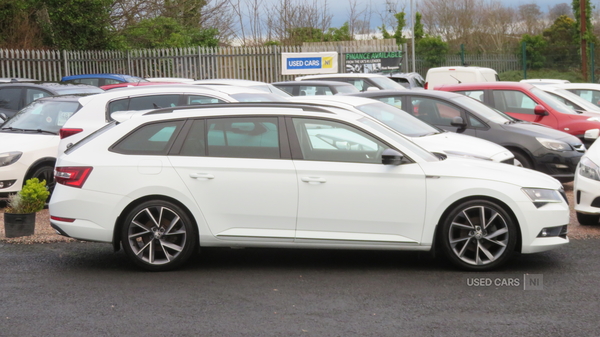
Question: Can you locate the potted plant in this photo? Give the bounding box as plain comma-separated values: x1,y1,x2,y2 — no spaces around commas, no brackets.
3,178,49,238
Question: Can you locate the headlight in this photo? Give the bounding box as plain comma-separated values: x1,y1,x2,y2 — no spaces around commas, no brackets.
0,151,22,167
536,137,570,151
522,188,564,208
578,157,600,181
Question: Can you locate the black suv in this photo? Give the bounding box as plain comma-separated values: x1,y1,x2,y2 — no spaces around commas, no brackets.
0,82,103,120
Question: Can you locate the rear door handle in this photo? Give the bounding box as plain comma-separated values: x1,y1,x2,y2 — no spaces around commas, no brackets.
301,177,326,184
189,173,215,180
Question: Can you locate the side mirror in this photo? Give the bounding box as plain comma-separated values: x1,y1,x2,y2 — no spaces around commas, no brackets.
584,128,599,140
450,116,467,128
533,104,548,116
0,113,6,123
366,86,380,92
381,149,404,165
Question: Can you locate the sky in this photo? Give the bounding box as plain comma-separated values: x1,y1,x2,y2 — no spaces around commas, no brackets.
323,0,580,29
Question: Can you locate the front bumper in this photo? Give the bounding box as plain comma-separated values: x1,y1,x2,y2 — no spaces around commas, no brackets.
574,172,600,215
532,149,584,182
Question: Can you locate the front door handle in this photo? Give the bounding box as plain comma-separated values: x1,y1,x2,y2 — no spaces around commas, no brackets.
189,173,215,180
301,177,326,184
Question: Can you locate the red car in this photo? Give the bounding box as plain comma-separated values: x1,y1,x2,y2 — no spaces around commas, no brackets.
436,82,600,145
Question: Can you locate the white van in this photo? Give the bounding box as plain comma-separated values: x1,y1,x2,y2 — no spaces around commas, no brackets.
425,66,499,90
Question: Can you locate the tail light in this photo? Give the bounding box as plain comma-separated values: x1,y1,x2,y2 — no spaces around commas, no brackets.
60,128,83,139
55,167,93,188
424,82,428,89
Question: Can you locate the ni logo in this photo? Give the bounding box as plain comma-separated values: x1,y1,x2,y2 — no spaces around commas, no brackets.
322,57,333,68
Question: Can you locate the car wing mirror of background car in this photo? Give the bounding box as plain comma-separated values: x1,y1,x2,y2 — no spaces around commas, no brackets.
584,129,600,141
534,104,548,116
381,149,404,165
450,116,467,130
0,112,6,123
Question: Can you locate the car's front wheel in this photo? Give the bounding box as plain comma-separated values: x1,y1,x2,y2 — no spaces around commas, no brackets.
576,212,600,226
121,200,197,271
439,200,517,271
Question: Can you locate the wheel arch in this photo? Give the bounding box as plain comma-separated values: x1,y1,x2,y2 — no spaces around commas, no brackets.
502,145,534,169
111,194,199,252
24,157,56,181
433,195,523,254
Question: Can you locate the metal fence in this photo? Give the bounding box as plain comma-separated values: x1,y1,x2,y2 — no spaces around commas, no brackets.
0,42,529,82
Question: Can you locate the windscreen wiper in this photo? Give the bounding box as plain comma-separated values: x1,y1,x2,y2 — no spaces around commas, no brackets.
0,127,57,134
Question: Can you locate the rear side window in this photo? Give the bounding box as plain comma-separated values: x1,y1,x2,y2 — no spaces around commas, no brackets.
111,120,184,155
187,95,226,105
108,95,182,115
299,85,333,96
0,87,21,110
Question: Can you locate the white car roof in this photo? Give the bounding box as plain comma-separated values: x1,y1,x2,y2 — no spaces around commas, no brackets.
289,95,375,108
296,73,391,80
145,77,195,83
553,83,600,90
77,85,270,105
521,79,570,85
192,79,267,86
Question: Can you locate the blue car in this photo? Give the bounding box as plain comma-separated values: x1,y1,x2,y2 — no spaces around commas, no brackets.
61,74,147,87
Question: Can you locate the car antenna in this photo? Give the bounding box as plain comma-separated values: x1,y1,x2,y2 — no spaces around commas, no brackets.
450,75,461,84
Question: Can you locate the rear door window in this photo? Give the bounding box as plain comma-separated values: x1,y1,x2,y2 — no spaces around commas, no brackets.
0,87,21,111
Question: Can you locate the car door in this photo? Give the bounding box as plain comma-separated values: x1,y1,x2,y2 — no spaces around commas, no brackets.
288,117,427,245
489,89,558,128
169,116,298,241
406,96,480,138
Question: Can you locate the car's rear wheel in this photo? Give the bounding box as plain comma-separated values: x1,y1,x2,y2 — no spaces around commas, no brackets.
121,200,197,271
576,212,600,226
440,200,517,271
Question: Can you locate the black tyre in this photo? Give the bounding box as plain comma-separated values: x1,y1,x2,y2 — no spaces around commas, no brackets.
576,212,600,226
439,200,517,271
29,164,55,198
121,200,197,271
512,151,532,169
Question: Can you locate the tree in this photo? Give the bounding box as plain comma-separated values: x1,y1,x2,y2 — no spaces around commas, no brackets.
416,35,449,68
120,16,218,49
517,3,544,36
264,0,333,45
542,15,579,69
379,12,407,46
549,3,573,21
414,12,424,42
0,0,44,49
519,34,547,70
420,0,483,53
572,0,597,44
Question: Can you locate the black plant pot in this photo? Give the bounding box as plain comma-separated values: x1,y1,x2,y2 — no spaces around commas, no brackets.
4,213,36,238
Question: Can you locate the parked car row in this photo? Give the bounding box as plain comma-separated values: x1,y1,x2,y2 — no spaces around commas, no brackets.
4,71,599,272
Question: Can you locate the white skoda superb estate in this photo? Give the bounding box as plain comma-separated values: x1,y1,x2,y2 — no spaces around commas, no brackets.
49,102,569,271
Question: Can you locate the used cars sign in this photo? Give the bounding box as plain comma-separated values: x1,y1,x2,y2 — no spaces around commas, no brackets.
281,52,338,75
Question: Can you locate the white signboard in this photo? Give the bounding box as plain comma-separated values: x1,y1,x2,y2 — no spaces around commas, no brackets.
281,52,338,75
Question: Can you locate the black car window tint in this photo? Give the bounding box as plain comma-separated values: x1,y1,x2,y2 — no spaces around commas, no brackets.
111,120,184,155
0,88,21,110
